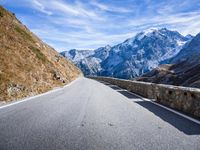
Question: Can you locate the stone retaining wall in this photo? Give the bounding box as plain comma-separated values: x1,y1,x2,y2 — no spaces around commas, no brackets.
89,76,200,118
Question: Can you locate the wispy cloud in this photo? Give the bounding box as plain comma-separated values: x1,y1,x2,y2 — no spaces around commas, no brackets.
48,1,98,18
90,1,133,13
31,0,52,15
31,0,102,19
1,0,200,51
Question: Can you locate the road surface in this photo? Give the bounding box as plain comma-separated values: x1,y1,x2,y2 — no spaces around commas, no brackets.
0,77,200,150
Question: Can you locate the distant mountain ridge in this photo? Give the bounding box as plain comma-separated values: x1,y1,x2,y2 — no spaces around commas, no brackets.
61,45,111,75
136,32,200,88
60,49,94,63
61,28,192,79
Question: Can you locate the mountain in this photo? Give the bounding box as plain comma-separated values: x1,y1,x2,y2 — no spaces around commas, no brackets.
136,33,200,88
61,45,111,75
62,28,192,79
0,6,82,101
60,49,94,63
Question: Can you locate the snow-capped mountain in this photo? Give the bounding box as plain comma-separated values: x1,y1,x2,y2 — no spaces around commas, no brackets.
136,32,200,88
100,28,191,79
60,49,94,63
61,28,192,79
61,45,111,75
171,33,200,63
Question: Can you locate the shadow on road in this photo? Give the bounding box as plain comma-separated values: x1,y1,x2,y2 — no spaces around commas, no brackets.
134,101,200,135
100,81,200,135
117,90,140,99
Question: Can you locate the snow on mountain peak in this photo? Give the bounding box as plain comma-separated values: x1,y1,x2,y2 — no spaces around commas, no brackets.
143,28,159,34
61,28,193,79
124,28,181,44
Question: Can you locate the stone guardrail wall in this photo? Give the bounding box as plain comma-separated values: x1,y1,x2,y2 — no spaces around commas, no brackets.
89,76,200,118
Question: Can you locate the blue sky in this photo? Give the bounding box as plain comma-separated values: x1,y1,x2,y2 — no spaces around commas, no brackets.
1,0,200,52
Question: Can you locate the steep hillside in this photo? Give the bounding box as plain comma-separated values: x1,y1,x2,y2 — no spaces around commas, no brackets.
0,6,82,101
136,33,200,88
62,28,191,79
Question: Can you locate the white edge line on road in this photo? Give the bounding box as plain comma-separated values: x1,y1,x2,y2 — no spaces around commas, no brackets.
0,77,81,110
104,82,200,125
126,90,200,125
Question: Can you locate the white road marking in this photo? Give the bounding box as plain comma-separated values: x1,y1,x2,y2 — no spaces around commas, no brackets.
0,77,81,110
104,82,200,125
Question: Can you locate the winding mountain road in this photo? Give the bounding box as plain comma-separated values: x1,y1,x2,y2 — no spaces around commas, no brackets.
0,77,200,150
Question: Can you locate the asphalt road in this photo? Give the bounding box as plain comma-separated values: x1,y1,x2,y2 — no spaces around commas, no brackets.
0,77,200,150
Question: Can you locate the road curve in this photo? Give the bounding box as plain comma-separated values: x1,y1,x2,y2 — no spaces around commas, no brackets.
0,77,200,150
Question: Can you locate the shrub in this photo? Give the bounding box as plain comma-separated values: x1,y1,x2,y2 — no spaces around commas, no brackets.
0,11,3,17
29,46,49,63
15,26,34,42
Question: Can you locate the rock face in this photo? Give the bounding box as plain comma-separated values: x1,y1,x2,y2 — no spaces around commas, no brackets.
136,33,200,88
62,28,191,79
61,45,111,75
0,6,82,101
60,49,94,63
100,28,191,79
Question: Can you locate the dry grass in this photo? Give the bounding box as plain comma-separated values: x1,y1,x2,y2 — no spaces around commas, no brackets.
0,6,82,101
15,26,34,42
29,46,49,63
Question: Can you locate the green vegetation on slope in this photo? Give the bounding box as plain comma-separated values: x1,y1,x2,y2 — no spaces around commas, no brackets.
0,11,3,17
29,46,49,63
15,26,34,42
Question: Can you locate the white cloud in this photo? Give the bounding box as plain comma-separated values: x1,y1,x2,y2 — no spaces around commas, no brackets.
91,1,133,13
31,24,137,51
128,10,200,35
34,0,101,19
32,0,52,15
2,0,199,51
31,8,200,51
